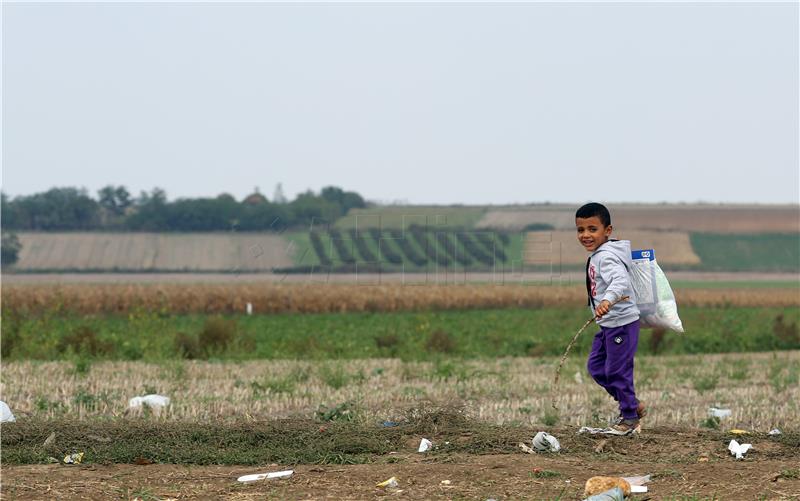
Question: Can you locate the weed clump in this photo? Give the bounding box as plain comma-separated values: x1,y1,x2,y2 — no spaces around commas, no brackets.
425,329,456,354
57,326,113,357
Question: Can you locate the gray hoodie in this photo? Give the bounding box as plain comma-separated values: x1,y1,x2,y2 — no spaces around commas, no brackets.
586,239,640,328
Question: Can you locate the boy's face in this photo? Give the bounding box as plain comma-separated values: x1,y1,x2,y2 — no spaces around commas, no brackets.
576,216,612,252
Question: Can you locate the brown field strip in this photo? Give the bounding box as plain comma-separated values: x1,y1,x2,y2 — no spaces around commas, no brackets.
2,283,798,315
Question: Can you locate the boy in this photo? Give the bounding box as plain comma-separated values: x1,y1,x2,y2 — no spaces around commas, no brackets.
576,202,645,435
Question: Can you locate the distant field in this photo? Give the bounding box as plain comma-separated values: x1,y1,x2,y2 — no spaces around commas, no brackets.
334,206,487,230
478,204,800,233
690,233,800,272
14,232,293,272
6,204,798,273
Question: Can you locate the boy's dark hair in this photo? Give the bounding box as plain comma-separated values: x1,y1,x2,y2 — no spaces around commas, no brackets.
575,203,611,227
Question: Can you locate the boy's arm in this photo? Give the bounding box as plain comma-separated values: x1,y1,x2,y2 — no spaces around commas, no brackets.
597,252,631,305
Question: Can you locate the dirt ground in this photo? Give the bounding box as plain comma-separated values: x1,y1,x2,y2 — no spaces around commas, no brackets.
3,429,798,501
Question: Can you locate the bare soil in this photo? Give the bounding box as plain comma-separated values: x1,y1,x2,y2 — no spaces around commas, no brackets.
2,428,798,500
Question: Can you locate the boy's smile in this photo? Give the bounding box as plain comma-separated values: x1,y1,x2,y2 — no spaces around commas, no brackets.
576,216,612,252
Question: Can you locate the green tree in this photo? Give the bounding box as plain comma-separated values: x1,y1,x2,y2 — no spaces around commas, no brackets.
1,232,21,266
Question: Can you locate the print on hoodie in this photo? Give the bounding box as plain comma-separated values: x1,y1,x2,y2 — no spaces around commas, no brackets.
587,239,640,328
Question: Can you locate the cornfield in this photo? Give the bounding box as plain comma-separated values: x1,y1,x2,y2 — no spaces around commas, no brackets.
2,283,798,315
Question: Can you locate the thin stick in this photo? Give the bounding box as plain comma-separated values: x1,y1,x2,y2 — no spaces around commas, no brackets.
551,295,630,410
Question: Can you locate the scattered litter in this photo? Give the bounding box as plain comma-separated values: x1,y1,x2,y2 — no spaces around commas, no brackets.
46,456,59,464
574,371,584,384
728,439,752,460
43,432,56,447
584,476,631,497
418,438,432,453
376,477,399,489
532,431,561,452
440,480,452,486
237,470,294,482
583,486,625,501
63,452,84,464
0,401,16,423
246,302,253,315
381,421,399,427
698,454,709,463
518,442,536,454
708,407,731,419
578,426,621,435
128,394,170,415
768,429,782,436
621,475,651,493
729,429,749,435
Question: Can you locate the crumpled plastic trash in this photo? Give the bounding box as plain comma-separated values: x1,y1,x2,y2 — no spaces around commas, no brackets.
63,452,84,464
578,426,624,435
376,477,399,488
729,429,748,435
246,302,253,315
518,442,536,454
708,407,732,419
237,470,293,482
418,438,432,452
621,475,650,493
128,394,170,415
728,439,752,460
532,431,561,452
768,428,782,436
0,401,16,423
583,487,625,501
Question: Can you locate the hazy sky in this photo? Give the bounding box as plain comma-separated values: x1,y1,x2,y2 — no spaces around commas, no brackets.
2,2,798,205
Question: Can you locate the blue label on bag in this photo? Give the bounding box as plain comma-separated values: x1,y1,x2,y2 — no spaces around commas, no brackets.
631,249,655,261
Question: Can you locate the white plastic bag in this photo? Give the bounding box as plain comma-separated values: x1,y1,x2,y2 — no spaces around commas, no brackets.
629,249,684,332
0,401,16,423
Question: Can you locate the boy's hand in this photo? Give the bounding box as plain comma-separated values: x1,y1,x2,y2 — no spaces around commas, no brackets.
595,299,611,318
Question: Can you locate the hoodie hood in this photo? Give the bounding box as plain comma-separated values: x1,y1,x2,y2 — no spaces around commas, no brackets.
593,239,633,267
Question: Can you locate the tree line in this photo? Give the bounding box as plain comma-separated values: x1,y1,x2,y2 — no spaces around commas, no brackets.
0,185,366,232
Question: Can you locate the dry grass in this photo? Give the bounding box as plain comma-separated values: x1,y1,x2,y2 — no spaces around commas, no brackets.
3,352,797,430
3,283,798,315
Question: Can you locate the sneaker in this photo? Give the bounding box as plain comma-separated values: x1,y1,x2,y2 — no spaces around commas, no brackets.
615,402,647,423
607,416,641,436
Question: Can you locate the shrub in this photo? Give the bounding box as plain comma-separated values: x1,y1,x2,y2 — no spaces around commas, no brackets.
198,316,236,356
425,329,456,354
57,326,113,357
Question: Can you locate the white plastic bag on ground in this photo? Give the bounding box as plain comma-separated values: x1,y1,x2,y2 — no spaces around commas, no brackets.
630,249,684,332
728,439,752,459
128,394,170,415
532,431,561,452
418,438,432,452
0,401,16,423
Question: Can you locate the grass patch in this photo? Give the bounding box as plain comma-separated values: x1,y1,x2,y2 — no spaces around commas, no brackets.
2,307,799,361
0,407,524,465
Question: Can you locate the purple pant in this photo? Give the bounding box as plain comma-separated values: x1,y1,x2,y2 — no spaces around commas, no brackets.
587,319,640,420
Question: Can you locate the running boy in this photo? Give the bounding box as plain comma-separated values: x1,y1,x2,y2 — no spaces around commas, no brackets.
575,202,645,435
